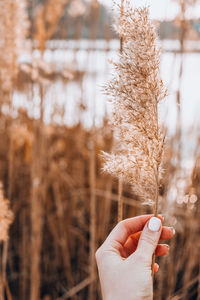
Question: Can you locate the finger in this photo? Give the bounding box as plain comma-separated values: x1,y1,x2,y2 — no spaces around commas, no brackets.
122,236,169,258
121,232,140,257
105,215,163,251
128,226,175,242
160,227,175,240
135,217,162,264
155,244,169,256
122,226,174,257
154,263,159,273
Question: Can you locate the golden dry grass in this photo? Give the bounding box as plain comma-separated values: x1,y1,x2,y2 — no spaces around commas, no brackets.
0,0,199,299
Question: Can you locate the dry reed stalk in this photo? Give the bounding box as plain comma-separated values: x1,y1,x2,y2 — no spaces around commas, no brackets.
2,241,8,299
156,149,176,298
174,0,199,168
30,131,44,300
52,182,74,287
174,0,186,169
68,0,86,45
34,0,69,54
117,179,123,222
88,39,100,299
156,254,166,298
169,202,196,298
84,0,100,73
8,138,14,204
98,178,112,240
181,206,198,299
117,0,124,223
120,0,124,53
171,275,200,300
56,276,94,300
21,210,29,300
88,0,100,41
189,151,200,299
198,262,200,300
102,3,167,209
30,86,46,300
166,233,177,298
95,188,142,209
5,280,12,300
89,134,97,300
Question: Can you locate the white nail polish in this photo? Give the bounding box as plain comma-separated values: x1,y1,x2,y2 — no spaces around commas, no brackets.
148,217,161,232
172,228,176,235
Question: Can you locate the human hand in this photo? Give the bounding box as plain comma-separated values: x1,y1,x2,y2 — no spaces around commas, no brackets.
96,215,175,300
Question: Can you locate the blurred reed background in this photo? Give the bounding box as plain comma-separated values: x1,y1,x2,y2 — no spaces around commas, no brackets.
0,0,200,299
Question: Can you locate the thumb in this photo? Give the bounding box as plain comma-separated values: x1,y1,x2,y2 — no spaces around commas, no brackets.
136,217,162,264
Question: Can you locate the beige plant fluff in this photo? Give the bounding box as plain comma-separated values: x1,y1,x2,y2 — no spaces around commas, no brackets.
103,3,167,205
0,0,29,93
0,182,13,242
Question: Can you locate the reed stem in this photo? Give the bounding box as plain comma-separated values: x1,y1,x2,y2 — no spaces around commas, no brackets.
152,166,159,280
89,136,96,300
117,0,124,223
118,179,123,222
120,0,124,53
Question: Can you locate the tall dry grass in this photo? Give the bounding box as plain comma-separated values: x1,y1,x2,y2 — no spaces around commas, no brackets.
0,0,199,299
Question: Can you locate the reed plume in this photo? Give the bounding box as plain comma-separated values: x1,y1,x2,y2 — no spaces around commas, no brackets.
103,2,167,211
0,0,29,96
0,182,13,242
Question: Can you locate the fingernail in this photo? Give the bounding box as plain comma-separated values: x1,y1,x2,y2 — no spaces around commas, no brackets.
148,217,161,232
170,227,176,235
159,214,165,221
164,244,170,256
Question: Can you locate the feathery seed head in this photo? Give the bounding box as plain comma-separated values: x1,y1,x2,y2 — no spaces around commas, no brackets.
102,2,167,204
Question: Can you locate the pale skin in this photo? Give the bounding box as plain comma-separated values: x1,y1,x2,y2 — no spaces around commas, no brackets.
96,215,175,300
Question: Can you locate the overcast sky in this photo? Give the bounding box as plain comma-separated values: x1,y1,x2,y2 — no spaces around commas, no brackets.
98,0,200,20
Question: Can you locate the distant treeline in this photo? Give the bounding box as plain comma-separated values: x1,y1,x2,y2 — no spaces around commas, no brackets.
30,1,200,40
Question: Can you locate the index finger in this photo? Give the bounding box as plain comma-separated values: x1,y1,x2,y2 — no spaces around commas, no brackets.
105,214,163,249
